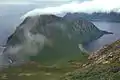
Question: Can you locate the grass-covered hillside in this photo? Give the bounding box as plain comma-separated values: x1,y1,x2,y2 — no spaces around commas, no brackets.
0,53,88,80
61,40,120,80
1,40,120,80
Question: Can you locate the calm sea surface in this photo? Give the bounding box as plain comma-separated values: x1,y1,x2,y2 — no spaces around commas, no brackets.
84,21,120,52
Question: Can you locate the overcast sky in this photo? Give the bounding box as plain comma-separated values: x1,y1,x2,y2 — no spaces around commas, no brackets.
0,0,120,18
0,0,84,5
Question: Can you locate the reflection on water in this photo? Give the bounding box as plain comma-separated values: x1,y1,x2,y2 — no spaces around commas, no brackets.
84,21,120,52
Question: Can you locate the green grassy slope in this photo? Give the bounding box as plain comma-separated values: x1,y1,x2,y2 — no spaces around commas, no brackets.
1,40,120,80
61,40,120,80
0,53,88,80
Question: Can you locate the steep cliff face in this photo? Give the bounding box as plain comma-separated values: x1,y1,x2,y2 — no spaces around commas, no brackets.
2,14,111,66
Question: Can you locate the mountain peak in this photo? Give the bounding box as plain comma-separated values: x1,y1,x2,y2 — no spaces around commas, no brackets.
2,14,111,66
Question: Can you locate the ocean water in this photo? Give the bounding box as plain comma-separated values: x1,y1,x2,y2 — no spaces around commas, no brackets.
84,21,120,52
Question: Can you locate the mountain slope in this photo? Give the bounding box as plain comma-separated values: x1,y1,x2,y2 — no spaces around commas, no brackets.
2,14,112,66
61,40,120,80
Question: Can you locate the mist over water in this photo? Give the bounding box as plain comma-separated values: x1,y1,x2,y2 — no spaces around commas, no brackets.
84,21,120,52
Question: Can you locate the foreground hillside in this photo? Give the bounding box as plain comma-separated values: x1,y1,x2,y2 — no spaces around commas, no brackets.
0,40,120,80
62,40,120,80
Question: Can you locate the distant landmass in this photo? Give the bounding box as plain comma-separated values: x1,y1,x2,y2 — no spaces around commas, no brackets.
64,12,120,22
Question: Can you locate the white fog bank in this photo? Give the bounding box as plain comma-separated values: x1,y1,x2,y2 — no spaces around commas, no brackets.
22,0,120,19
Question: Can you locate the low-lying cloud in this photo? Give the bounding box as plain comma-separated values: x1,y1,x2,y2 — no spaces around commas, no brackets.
22,0,120,19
